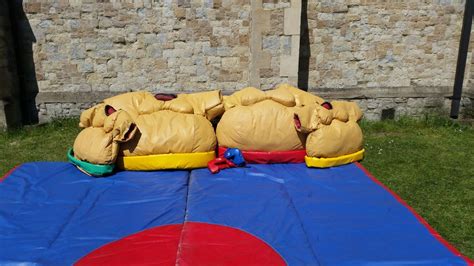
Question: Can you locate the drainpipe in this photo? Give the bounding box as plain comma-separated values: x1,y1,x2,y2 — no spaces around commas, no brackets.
450,0,473,119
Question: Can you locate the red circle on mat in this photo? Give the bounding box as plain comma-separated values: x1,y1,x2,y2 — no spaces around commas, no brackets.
75,222,286,266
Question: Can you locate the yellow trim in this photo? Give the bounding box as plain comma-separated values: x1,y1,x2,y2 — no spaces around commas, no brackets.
117,151,215,170
305,149,365,168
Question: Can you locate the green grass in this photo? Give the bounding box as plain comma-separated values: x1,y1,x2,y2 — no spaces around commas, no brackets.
0,118,81,174
361,116,474,258
0,116,473,259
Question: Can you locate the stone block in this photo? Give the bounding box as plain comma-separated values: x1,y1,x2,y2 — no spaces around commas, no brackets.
291,35,300,55
143,33,158,45
25,2,41,13
262,36,279,50
222,57,240,70
280,54,298,77
70,45,86,60
154,59,168,70
0,101,6,129
146,44,162,58
175,8,186,19
256,51,272,69
284,8,301,35
107,59,122,73
178,0,191,8
253,9,271,32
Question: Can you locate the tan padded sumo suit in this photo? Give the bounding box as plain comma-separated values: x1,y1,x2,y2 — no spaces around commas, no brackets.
216,84,364,167
72,90,224,171
294,101,365,167
216,84,324,151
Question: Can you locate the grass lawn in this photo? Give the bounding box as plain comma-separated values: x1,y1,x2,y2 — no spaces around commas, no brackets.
0,118,81,174
361,117,474,259
0,116,473,259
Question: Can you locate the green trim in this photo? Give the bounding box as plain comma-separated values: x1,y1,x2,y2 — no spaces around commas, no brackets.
67,148,115,176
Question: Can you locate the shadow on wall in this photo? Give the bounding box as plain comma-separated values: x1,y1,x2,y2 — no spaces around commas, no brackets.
0,0,20,127
8,0,39,125
298,0,310,91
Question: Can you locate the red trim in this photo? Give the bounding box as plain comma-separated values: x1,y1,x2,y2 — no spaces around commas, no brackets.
1,165,20,183
355,162,474,265
218,146,306,164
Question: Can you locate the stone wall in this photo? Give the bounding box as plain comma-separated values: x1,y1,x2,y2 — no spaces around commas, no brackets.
305,0,474,119
11,0,474,122
308,0,466,89
23,0,253,121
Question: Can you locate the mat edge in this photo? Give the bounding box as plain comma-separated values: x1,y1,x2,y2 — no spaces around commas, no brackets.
0,165,21,183
355,162,474,266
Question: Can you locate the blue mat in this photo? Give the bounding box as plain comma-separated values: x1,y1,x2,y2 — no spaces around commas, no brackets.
0,163,188,265
0,162,471,265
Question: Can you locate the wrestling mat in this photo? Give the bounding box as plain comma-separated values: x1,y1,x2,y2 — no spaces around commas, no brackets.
0,162,472,265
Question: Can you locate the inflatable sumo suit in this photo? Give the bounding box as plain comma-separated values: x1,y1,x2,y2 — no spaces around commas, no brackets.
294,100,365,167
70,90,224,175
216,84,364,167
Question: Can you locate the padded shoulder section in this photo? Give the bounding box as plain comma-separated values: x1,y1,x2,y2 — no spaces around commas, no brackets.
266,88,296,107
316,105,333,125
223,85,326,110
331,101,363,122
73,127,118,165
181,90,224,120
224,87,266,110
137,96,165,115
294,104,334,133
294,105,318,133
274,84,325,106
163,96,194,114
103,110,137,142
79,103,107,128
104,91,156,119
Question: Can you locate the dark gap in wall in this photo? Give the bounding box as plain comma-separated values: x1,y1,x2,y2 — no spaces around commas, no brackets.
0,0,22,127
298,0,310,91
381,108,395,120
9,0,39,125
